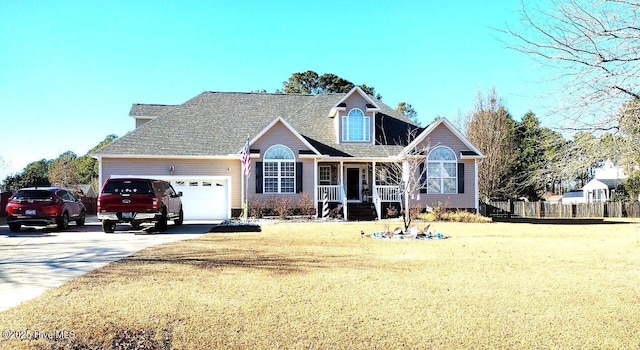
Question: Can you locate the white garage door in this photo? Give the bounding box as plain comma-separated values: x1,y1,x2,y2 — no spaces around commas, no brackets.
171,179,229,220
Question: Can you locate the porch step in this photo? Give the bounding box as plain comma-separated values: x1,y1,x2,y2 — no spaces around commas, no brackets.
347,202,377,221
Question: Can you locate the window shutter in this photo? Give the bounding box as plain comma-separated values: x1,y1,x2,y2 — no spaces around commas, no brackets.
457,163,464,194
256,162,263,193
296,162,303,193
419,162,427,194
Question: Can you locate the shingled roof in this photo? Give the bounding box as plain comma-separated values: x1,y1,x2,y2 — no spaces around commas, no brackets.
95,91,421,158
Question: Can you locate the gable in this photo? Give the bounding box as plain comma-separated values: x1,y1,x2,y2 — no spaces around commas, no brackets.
403,118,484,159
250,119,316,157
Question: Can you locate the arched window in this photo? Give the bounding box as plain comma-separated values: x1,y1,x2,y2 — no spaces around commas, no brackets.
342,108,370,142
264,145,295,193
426,146,457,194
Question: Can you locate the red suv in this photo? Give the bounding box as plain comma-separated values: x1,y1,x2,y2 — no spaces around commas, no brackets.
97,178,183,233
5,187,87,232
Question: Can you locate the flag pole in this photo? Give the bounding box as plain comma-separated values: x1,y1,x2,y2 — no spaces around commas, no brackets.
241,136,251,222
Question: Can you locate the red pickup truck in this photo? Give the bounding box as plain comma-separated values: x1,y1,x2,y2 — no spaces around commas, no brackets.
97,178,183,233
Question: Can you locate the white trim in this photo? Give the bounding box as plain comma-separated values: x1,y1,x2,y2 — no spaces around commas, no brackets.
426,146,458,194
263,145,296,194
402,118,485,159
94,154,238,160
341,108,371,143
244,116,322,156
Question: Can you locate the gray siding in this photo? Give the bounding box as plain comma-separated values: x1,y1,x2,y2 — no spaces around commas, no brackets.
338,94,374,144
409,123,478,209
249,121,316,203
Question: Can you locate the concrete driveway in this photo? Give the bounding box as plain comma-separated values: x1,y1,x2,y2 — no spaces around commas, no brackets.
0,216,215,312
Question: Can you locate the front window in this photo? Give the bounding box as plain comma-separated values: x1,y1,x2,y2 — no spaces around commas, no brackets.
426,146,457,194
319,165,331,185
342,108,370,142
264,145,295,194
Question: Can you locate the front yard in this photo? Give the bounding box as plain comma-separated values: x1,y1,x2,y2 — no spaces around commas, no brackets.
1,220,639,349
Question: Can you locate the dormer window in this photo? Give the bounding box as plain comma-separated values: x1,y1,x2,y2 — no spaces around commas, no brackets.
342,108,370,142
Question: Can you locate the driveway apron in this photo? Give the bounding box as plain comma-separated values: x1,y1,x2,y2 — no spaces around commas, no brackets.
0,217,213,312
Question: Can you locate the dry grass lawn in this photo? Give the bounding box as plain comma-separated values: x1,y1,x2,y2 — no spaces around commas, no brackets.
1,220,640,349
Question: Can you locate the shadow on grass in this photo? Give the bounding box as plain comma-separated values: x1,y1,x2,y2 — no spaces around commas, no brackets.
91,243,370,279
491,217,632,225
208,223,261,233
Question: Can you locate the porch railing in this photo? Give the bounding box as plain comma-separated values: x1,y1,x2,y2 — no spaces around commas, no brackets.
317,185,343,202
376,185,401,202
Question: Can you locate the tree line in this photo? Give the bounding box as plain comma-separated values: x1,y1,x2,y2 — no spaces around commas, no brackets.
466,88,640,202
0,135,117,194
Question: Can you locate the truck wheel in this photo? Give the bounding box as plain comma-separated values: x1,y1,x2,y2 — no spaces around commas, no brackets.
174,208,184,225
102,221,116,233
8,223,21,232
155,209,168,232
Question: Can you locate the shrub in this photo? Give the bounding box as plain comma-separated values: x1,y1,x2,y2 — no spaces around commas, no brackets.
273,196,293,219
249,196,264,218
297,192,317,217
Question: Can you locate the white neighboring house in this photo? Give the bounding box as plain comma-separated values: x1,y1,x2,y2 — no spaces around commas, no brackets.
563,160,627,203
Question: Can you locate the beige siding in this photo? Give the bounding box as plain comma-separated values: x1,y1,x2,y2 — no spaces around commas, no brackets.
101,158,242,208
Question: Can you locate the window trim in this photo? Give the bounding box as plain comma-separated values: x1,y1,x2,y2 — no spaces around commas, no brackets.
341,108,370,142
425,146,457,194
263,145,296,194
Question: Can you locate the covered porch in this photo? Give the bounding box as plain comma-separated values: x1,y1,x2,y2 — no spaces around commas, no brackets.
314,160,402,221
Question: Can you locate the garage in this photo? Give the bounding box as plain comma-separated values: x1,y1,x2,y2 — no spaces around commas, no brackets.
171,179,229,220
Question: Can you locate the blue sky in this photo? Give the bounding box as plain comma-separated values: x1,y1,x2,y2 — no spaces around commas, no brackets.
0,1,551,180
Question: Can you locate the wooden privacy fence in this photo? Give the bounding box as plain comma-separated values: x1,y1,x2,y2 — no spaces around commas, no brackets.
480,201,640,219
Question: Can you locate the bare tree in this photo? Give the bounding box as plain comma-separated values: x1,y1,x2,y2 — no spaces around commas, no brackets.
465,88,519,201
48,152,81,191
378,122,429,231
503,0,640,131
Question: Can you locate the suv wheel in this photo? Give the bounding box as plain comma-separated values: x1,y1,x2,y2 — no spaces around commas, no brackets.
57,212,70,230
155,209,168,232
174,208,184,225
8,223,21,232
76,211,86,226
102,221,116,233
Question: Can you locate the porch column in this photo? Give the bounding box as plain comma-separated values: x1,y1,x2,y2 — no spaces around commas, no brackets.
373,161,381,220
340,161,346,221
402,160,410,213
314,158,318,217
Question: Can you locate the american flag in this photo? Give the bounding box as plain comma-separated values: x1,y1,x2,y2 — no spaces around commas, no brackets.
241,138,251,176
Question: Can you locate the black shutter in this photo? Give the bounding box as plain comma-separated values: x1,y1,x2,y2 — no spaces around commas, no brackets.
419,162,427,194
296,162,303,193
458,163,465,194
256,162,263,193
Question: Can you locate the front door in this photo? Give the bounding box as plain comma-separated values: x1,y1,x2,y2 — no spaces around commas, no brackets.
346,168,360,201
